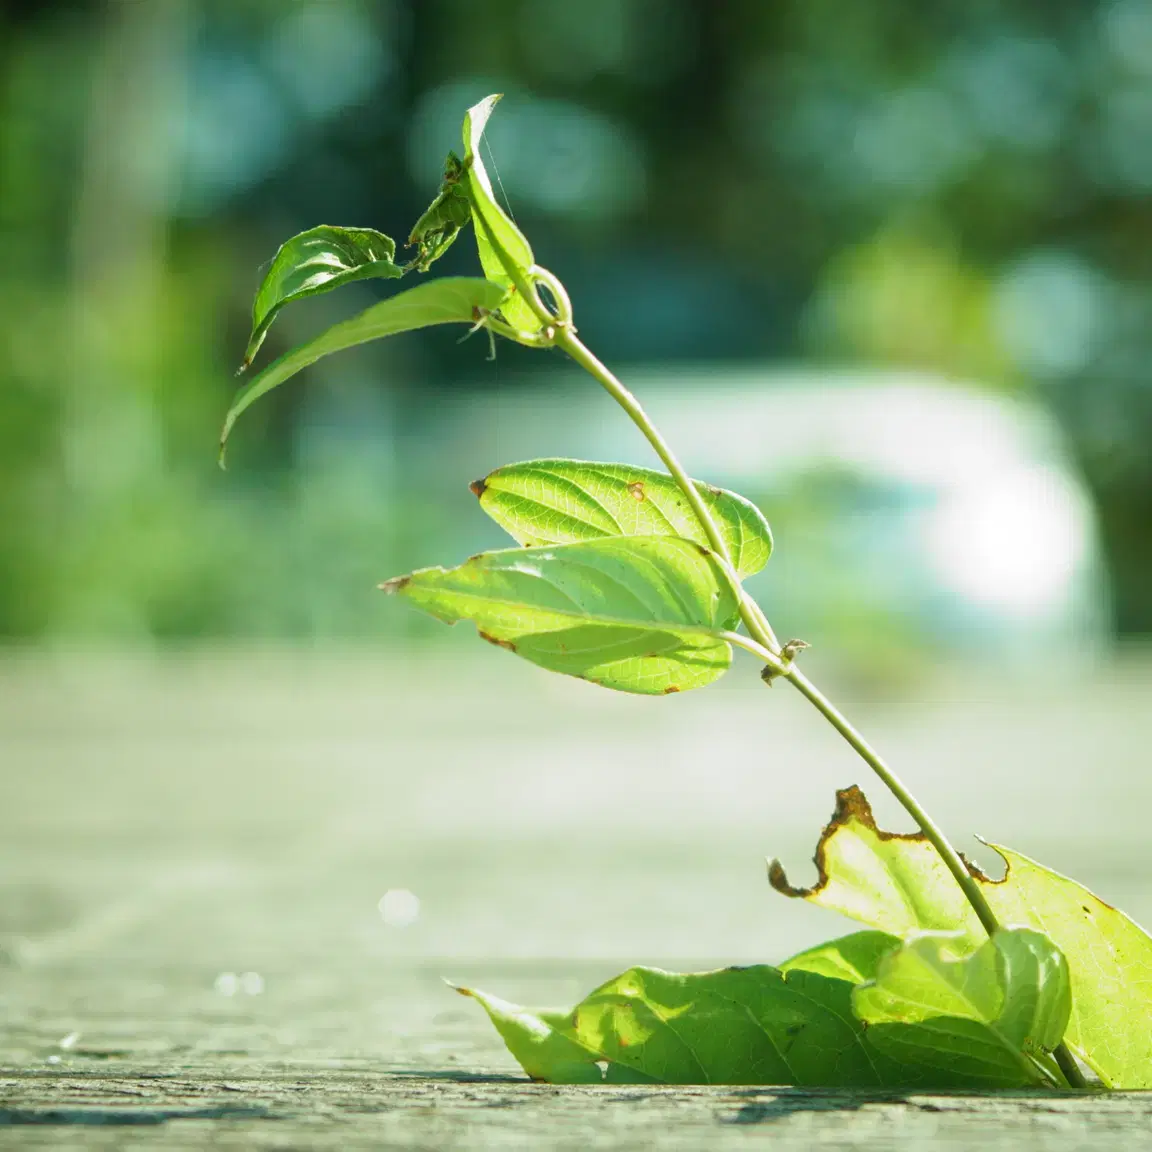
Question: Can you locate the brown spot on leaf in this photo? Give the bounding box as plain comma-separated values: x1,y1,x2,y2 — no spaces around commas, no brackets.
378,576,410,594
628,481,646,502
477,630,516,651
693,543,711,557
662,685,681,694
769,785,997,900
469,477,488,498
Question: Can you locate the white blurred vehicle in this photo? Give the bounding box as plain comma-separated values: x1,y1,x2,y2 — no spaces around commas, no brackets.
418,365,1108,671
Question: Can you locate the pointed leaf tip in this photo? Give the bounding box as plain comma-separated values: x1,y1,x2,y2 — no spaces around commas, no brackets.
383,536,741,695
220,277,507,457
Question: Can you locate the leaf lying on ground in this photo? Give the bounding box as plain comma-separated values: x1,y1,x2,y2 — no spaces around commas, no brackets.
460,936,1068,1089
853,928,1071,1087
459,964,891,1087
381,536,741,695
472,459,772,579
769,786,1152,1088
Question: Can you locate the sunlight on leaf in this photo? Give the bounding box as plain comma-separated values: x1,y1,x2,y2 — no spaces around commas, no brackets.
853,928,1071,1088
462,94,542,334
241,226,404,371
220,277,506,461
381,536,741,694
473,459,773,580
459,965,891,1087
770,786,1152,1088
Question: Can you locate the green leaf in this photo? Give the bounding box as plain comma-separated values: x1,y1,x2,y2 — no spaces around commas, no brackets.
406,152,472,272
461,94,542,334
853,929,1071,1088
780,930,900,984
472,459,773,580
220,277,506,461
381,536,741,695
770,786,1152,1088
241,226,404,371
459,964,892,1087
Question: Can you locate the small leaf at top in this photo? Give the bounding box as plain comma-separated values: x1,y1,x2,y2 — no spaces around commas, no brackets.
381,535,741,695
221,277,506,462
853,928,1071,1088
406,152,472,273
473,459,773,580
241,226,404,371
770,785,1152,1089
461,95,542,335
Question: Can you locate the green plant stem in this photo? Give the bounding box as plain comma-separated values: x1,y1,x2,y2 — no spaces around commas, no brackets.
555,329,780,653
559,329,1088,1090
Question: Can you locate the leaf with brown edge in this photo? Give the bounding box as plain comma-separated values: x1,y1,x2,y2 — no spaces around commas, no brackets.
769,786,1152,1088
381,535,742,695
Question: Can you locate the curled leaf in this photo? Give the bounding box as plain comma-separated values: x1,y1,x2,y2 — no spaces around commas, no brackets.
406,152,472,272
241,226,404,371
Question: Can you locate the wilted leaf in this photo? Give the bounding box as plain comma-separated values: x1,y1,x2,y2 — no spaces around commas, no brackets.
853,928,1071,1087
241,226,404,371
770,786,1152,1088
381,536,741,695
472,459,773,580
406,152,472,272
221,277,506,460
461,95,542,334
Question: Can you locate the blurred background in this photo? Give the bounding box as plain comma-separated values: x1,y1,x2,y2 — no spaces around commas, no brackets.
2,0,1149,663
2,0,1152,1070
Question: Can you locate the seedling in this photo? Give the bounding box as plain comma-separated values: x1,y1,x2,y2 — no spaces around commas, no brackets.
222,96,1152,1091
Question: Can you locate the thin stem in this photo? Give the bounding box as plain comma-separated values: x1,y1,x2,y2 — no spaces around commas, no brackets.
1052,1045,1090,1091
783,666,1087,1089
555,329,781,654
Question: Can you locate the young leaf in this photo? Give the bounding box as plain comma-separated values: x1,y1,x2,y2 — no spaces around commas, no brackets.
770,786,1152,1088
406,152,472,272
460,964,892,1087
853,929,1071,1088
461,95,542,335
381,536,741,695
472,459,773,580
241,226,404,371
220,277,506,460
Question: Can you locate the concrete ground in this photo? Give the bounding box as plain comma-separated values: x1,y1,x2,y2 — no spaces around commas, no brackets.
2,648,1151,1148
